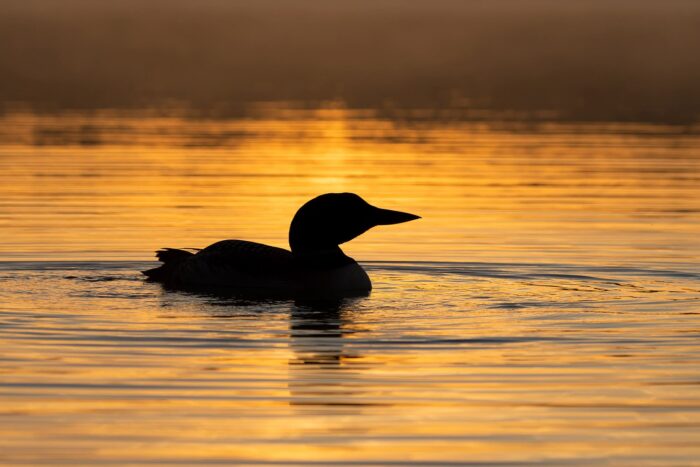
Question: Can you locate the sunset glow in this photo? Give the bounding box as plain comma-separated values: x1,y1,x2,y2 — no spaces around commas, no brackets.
1,1,699,464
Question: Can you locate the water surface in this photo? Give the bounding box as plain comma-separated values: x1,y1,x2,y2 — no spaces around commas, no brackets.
1,109,699,464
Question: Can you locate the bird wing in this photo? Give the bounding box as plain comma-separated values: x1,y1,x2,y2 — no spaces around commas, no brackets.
172,239,294,287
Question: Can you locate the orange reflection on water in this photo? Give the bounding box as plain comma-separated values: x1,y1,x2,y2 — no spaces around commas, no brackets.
0,108,698,264
0,108,699,464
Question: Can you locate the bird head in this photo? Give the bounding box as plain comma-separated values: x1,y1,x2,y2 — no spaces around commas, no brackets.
289,193,420,253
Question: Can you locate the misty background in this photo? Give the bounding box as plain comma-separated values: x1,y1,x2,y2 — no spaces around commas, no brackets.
1,0,699,123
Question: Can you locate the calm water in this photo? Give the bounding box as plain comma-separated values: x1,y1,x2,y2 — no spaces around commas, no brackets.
1,108,699,464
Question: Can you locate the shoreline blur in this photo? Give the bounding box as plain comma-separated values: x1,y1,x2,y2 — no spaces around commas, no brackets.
2,104,700,150
2,0,700,124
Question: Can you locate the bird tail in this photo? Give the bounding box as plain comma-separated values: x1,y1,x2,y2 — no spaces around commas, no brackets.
142,248,196,282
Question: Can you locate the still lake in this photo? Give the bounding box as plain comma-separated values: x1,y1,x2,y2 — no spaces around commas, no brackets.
1,107,699,464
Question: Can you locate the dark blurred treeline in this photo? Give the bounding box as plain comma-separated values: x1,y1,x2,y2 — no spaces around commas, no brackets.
1,0,699,123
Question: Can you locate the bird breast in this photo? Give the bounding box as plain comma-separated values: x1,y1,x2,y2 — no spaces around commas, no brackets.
296,262,372,294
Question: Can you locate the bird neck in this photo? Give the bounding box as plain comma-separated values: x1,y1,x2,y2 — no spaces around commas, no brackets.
292,245,355,269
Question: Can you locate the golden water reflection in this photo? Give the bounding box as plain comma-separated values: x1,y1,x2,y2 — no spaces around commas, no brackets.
0,109,699,464
1,262,698,464
0,108,698,265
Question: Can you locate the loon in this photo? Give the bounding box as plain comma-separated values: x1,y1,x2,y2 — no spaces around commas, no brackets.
142,193,420,297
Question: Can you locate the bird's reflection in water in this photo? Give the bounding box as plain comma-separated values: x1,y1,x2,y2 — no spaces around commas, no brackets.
288,298,368,411
157,287,370,411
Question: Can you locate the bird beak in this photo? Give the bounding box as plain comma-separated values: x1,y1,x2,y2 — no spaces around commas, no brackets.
371,206,421,226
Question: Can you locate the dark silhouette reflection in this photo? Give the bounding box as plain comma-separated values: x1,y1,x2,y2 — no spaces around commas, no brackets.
155,282,376,411
290,299,349,366
288,298,369,411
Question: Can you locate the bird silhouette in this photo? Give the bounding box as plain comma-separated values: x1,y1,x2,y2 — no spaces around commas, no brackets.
142,193,419,297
